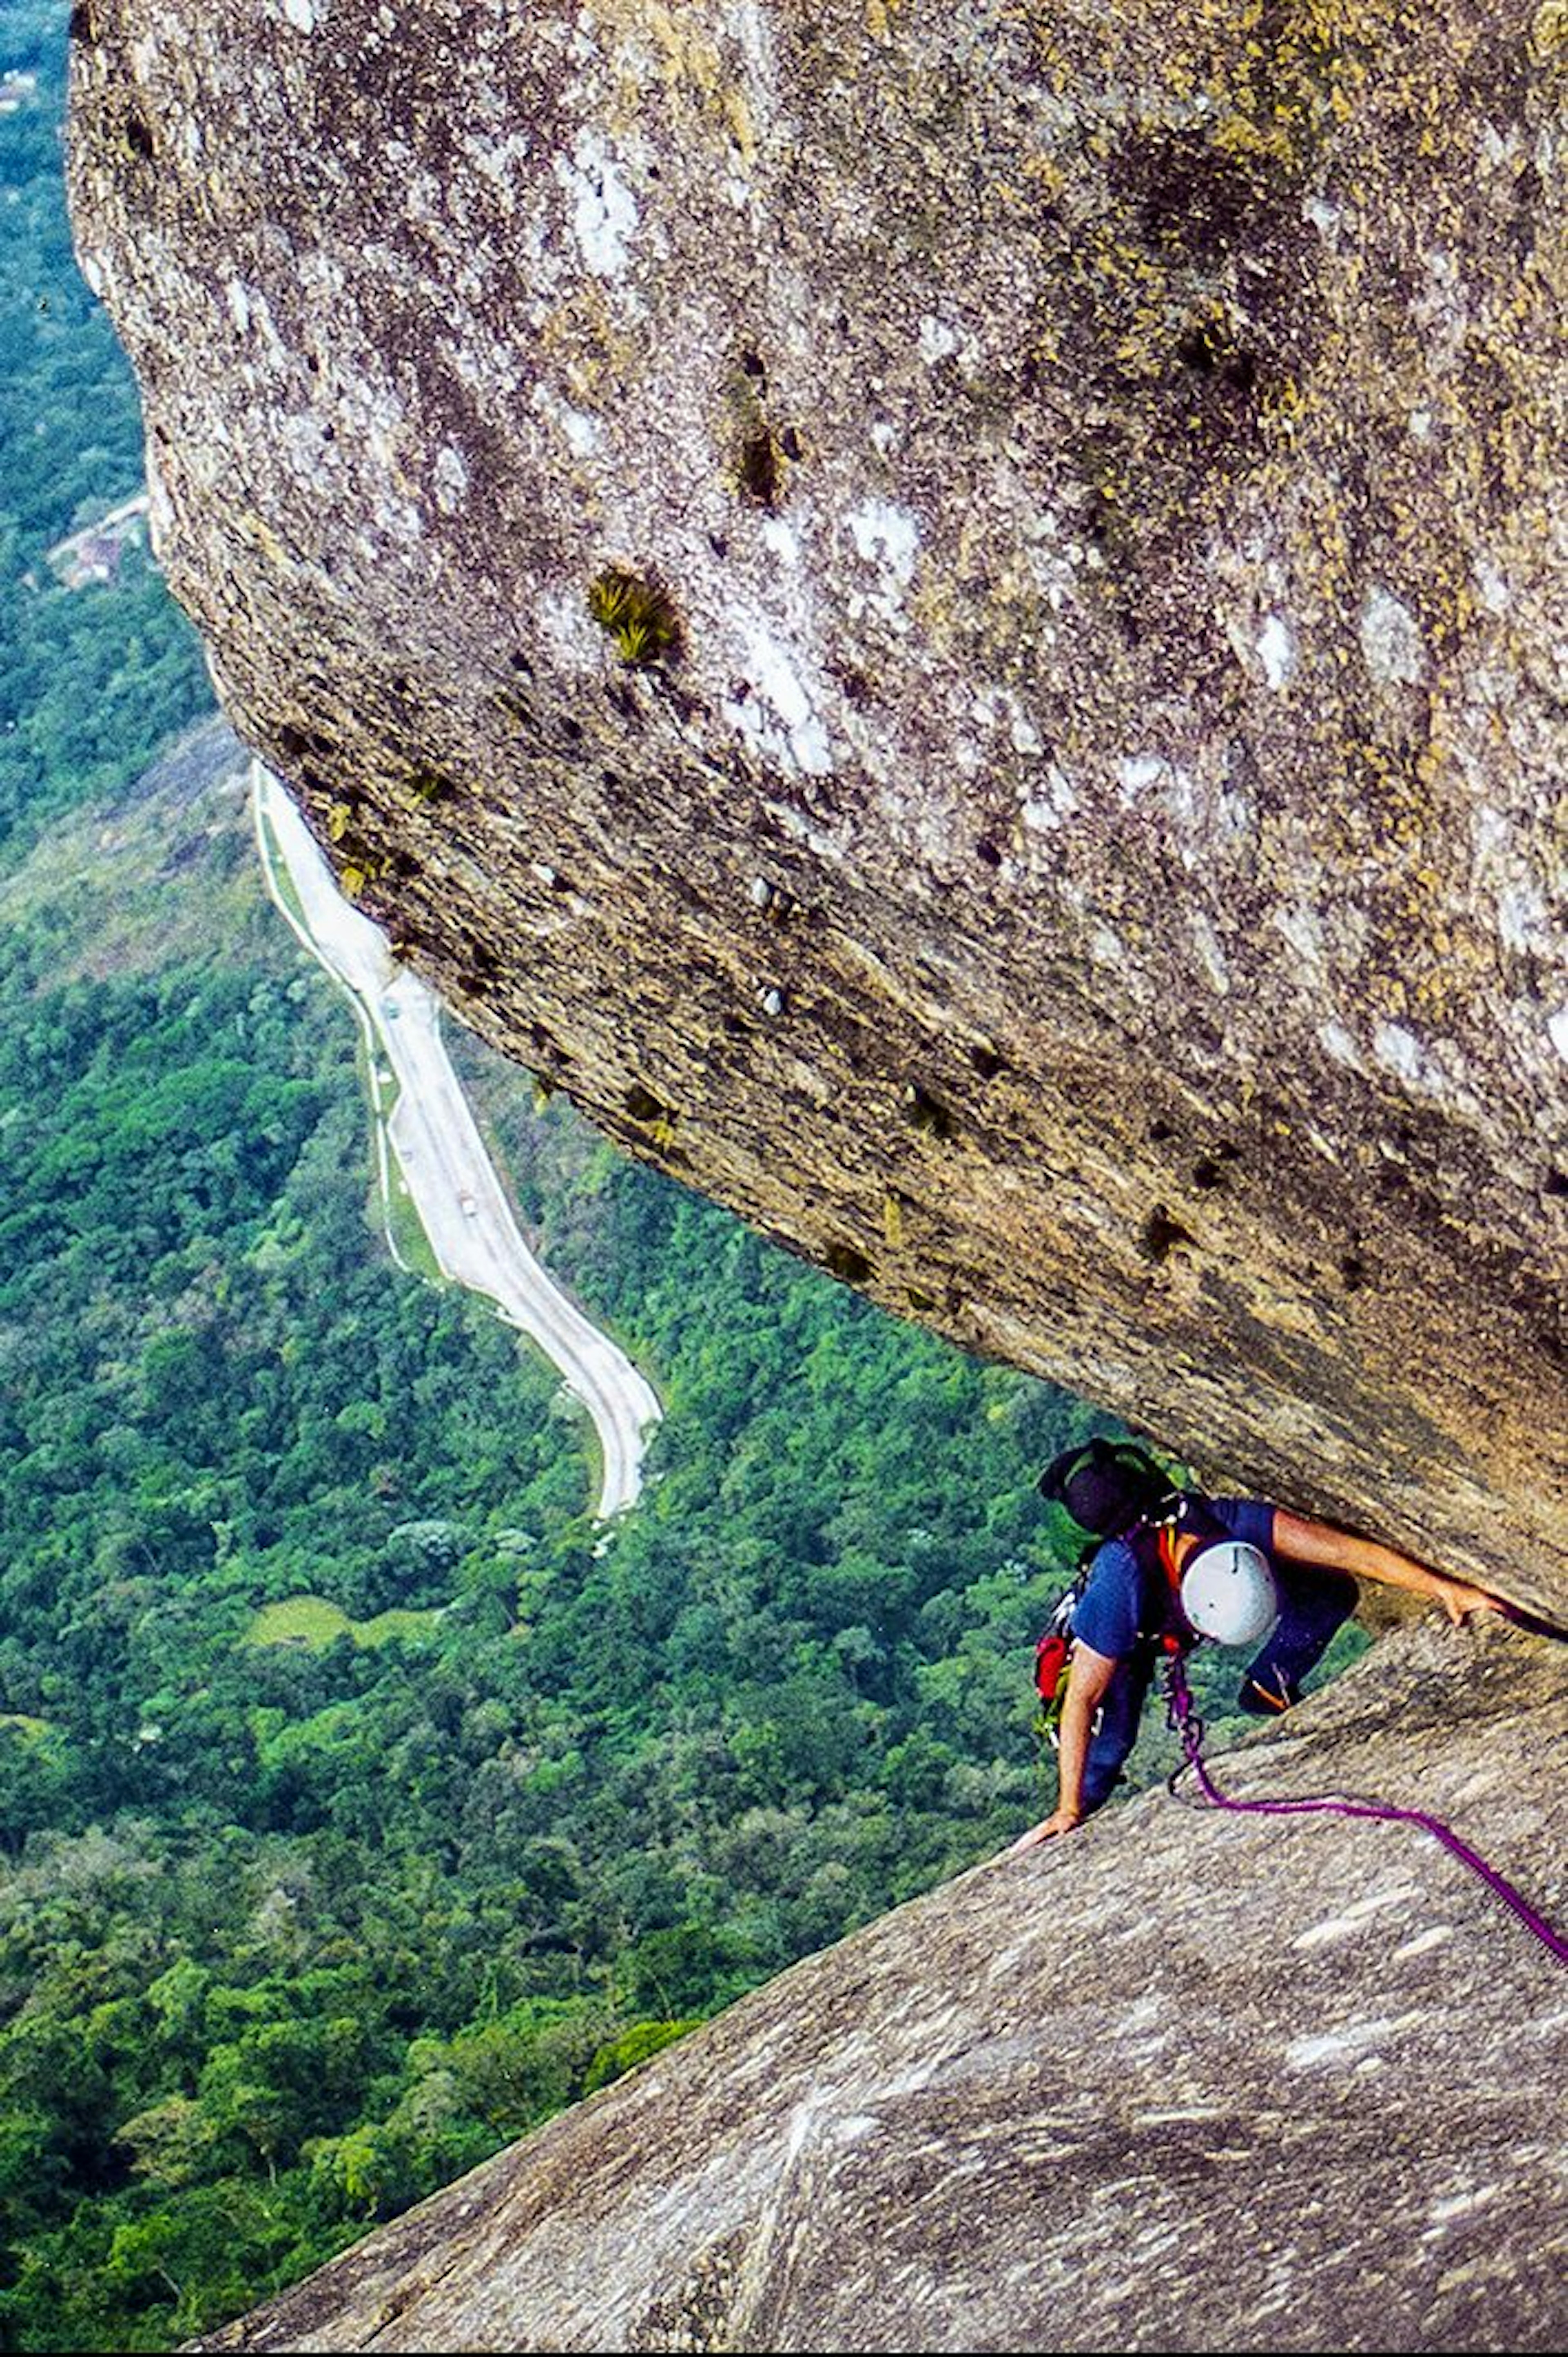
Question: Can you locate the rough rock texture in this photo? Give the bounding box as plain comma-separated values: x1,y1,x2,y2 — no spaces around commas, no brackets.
188,1620,1568,2353
68,1,1568,1609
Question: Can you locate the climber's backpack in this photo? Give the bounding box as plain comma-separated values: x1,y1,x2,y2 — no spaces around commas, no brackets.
1035,1436,1182,1548
1032,1583,1080,1733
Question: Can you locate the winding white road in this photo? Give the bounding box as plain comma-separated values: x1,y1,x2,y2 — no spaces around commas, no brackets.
252,762,662,1521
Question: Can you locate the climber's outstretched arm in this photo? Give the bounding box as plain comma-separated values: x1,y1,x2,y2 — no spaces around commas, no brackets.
1270,1510,1505,1627
1004,1640,1120,1852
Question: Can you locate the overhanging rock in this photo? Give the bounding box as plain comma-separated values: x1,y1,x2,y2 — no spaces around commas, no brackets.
68,1,1568,1608
189,1621,1568,2354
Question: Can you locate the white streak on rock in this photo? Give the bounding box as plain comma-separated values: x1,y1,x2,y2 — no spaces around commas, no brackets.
1285,2011,1426,2072
1292,1884,1421,1949
432,446,469,514
1472,557,1511,615
144,439,175,564
1427,2186,1498,2227
1497,881,1548,954
1256,613,1295,689
1479,120,1524,170
725,624,834,778
762,798,850,862
462,130,533,208
1117,753,1167,798
1392,1925,1452,1961
1374,1022,1432,1088
556,133,638,278
1189,912,1230,996
1020,764,1078,833
1548,1006,1568,1065
846,500,920,625
531,382,603,458
1360,587,1427,687
1274,903,1324,972
762,517,801,564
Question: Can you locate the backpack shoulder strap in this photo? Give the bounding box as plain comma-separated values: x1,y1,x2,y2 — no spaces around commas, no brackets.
1140,1493,1231,1651
1123,1498,1201,1651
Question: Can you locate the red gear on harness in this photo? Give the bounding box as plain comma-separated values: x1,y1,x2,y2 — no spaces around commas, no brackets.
1154,1522,1192,1657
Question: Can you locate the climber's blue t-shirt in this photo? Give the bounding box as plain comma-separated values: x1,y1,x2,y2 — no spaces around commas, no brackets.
1071,1497,1278,1661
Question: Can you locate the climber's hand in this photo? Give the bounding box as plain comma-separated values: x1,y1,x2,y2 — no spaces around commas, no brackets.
1004,1808,1082,1855
1431,1576,1506,1628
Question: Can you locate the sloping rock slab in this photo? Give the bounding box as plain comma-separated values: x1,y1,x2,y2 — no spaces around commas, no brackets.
195,1621,1567,2354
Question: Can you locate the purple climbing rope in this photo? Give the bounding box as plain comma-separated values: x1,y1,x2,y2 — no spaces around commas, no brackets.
1163,1656,1568,1968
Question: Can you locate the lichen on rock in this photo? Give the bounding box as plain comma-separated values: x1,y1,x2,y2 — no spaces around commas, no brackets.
67,0,1568,1610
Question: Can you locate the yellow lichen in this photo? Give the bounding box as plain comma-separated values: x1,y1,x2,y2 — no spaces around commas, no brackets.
1258,372,1307,450
590,0,757,161
1019,149,1066,203
236,508,287,568
722,88,755,163
1530,1,1568,61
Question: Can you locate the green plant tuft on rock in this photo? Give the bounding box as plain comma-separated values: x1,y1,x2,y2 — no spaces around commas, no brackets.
588,568,681,668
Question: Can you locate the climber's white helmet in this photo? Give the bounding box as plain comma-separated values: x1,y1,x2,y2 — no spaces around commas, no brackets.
1180,1541,1279,1647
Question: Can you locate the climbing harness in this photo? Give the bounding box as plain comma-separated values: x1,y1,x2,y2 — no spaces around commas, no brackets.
1162,1652,1568,1969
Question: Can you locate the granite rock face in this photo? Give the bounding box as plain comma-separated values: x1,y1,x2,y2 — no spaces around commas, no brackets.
191,1619,1568,2353
67,1,1568,1607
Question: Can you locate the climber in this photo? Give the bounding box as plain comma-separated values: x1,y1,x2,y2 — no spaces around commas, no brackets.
1008,1439,1508,1851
